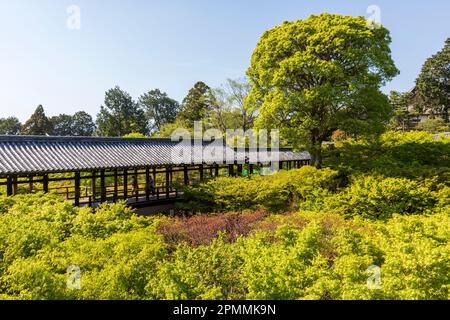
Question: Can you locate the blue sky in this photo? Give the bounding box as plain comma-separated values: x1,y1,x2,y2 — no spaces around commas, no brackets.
0,0,449,121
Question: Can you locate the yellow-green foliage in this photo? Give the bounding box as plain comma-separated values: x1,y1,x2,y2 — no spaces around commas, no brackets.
320,175,438,220
325,130,450,179
0,194,448,300
180,166,338,213
237,212,450,300
1,128,449,301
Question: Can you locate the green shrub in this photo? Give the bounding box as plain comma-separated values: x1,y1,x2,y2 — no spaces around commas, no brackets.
0,164,448,300
71,201,153,239
179,166,338,213
322,176,437,220
147,236,243,300
324,130,450,179
238,212,450,300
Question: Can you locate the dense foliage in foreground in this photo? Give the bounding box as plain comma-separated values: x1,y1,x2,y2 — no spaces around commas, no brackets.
0,194,448,300
0,131,448,300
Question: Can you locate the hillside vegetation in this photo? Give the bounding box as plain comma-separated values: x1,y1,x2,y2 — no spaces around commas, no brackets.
0,131,449,300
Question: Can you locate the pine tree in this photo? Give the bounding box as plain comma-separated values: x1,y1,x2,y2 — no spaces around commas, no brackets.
21,105,53,135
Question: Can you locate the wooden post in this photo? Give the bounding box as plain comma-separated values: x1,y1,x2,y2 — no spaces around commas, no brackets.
209,165,213,178
12,176,18,195
100,170,106,203
123,169,128,199
134,168,139,202
249,164,254,175
91,171,96,201
113,169,118,202
43,174,49,193
6,176,13,196
165,167,170,199
29,175,34,193
74,172,80,206
184,165,189,185
145,167,150,201
229,164,234,177
237,164,243,176
279,161,284,170
199,164,204,181
215,164,219,177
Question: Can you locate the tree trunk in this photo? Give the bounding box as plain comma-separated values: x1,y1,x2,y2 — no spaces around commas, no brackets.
310,147,322,169
443,106,449,123
309,131,323,168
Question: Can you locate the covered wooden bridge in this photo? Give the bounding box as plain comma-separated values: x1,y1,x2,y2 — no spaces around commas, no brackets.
0,136,311,207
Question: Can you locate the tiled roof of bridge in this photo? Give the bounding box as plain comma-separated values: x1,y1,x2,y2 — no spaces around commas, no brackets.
0,135,311,175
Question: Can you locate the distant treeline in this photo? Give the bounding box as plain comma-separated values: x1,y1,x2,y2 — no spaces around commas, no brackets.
0,78,255,138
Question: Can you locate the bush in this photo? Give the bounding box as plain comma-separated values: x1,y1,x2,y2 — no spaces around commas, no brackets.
238,212,450,300
0,194,449,300
417,118,450,133
147,236,243,300
179,166,338,213
324,130,450,179
156,210,268,247
322,176,438,220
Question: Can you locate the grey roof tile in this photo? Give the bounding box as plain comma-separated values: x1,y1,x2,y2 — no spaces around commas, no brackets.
0,136,311,175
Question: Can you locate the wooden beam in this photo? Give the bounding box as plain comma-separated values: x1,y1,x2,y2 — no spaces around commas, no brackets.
6,176,13,196
74,172,80,206
229,164,234,177
134,168,139,202
237,164,243,176
165,167,170,198
184,165,189,185
199,164,204,181
123,169,128,199
43,174,49,193
215,164,219,177
113,169,118,202
29,175,34,193
145,167,150,201
12,175,18,195
91,171,96,201
100,170,106,202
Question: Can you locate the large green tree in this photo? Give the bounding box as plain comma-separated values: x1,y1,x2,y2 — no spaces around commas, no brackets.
96,86,147,137
51,111,95,136
0,117,21,135
139,89,180,134
71,111,96,136
211,78,255,132
389,90,416,130
21,105,53,135
50,114,73,136
416,38,450,122
177,81,216,126
246,14,399,167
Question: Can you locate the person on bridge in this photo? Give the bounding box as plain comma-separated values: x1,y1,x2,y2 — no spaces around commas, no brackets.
147,176,155,195
131,176,138,196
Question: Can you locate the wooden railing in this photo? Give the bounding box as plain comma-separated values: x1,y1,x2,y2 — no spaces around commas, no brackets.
48,183,180,207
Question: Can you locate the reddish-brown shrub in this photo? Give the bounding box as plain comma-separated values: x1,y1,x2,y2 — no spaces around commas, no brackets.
157,210,268,246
